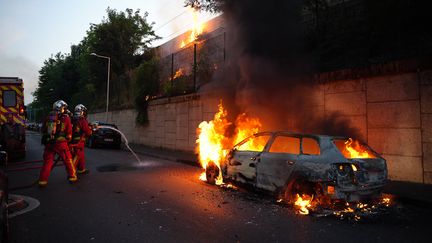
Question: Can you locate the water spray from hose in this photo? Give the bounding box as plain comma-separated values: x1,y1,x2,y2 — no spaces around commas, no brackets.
97,125,141,164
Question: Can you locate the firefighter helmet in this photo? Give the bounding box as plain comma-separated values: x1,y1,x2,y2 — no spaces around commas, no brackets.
74,104,87,117
53,100,68,113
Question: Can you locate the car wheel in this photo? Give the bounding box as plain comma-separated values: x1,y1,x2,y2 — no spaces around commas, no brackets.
284,179,321,206
205,162,220,185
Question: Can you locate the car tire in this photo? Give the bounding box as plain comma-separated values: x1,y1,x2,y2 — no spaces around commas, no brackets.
284,178,317,204
205,162,220,185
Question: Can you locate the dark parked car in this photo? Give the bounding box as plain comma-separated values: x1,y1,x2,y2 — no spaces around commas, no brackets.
205,131,388,204
86,121,121,149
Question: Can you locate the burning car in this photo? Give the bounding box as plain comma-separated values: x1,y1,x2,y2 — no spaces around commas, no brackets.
204,131,388,204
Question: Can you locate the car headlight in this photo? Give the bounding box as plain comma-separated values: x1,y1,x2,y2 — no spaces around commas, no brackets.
336,164,352,177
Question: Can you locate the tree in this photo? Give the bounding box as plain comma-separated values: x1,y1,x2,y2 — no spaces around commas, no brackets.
132,56,159,124
83,8,160,108
32,8,160,114
184,0,225,12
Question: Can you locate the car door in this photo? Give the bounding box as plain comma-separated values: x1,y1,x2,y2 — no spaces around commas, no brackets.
256,134,301,192
227,133,271,185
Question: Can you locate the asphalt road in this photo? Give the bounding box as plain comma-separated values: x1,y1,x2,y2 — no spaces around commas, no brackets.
4,131,432,243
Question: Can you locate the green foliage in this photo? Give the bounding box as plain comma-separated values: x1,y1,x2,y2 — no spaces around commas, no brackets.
195,51,214,87
184,0,225,13
132,58,160,124
161,75,192,97
32,8,159,116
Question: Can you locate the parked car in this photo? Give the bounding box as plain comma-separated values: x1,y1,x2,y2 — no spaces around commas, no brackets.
86,121,122,149
205,131,388,203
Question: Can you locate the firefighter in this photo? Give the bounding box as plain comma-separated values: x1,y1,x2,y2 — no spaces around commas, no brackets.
38,100,77,186
70,104,92,174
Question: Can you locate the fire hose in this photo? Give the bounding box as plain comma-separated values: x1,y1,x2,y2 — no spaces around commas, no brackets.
6,144,78,173
7,145,79,191
5,157,63,173
7,156,63,191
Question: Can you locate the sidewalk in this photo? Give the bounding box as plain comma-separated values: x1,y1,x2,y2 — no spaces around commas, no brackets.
383,181,432,205
128,144,432,205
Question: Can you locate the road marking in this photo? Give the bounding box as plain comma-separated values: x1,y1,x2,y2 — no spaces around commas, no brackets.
8,194,40,218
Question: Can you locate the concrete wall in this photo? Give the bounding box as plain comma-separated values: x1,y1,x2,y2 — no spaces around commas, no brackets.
88,71,432,184
88,94,219,153
421,71,432,184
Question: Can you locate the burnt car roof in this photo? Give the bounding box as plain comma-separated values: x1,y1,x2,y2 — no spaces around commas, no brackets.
235,131,381,161
253,131,347,140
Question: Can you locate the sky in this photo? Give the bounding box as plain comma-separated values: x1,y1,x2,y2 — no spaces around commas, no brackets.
0,0,216,104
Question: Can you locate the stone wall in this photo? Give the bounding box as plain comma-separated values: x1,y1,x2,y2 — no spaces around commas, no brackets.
421,71,432,184
88,93,220,153
88,71,432,184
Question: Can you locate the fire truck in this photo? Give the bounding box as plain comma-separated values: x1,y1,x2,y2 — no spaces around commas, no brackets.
0,77,26,160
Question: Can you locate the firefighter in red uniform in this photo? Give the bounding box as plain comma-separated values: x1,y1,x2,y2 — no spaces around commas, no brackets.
38,100,77,186
70,104,92,174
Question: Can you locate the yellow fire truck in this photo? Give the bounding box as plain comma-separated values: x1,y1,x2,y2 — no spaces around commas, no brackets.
0,77,26,159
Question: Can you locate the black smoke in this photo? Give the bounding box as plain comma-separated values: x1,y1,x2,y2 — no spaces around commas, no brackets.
200,0,361,139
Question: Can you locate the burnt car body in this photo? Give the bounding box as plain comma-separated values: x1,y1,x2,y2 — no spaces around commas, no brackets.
208,132,387,202
86,121,121,149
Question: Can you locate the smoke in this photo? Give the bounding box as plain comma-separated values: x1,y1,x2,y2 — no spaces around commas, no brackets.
201,0,361,138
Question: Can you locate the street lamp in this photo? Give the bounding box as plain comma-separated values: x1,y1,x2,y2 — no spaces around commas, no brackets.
90,52,111,122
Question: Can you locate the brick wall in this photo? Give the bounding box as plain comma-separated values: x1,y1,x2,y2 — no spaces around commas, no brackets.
88,71,432,184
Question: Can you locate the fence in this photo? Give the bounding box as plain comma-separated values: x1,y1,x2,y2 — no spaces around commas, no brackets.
158,29,226,96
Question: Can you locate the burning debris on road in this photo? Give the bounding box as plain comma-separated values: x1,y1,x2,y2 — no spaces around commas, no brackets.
283,193,394,220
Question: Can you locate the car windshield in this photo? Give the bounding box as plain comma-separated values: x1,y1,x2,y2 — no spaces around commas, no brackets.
235,135,271,152
333,138,377,159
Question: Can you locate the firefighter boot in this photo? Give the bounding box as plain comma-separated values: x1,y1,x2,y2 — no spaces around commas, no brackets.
38,180,48,187
68,176,78,184
77,168,89,175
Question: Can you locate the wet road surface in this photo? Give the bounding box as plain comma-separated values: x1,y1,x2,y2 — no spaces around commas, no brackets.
4,132,432,242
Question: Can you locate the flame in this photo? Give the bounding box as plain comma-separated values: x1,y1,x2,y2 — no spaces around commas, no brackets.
381,196,391,207
199,172,207,181
196,102,230,185
233,113,262,146
172,69,183,80
180,7,205,48
344,138,376,159
196,101,262,185
294,194,312,215
332,195,392,220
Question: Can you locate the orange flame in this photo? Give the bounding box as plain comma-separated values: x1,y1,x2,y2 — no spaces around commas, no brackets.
233,113,262,146
294,194,312,215
196,102,230,185
196,101,262,184
172,69,183,80
180,7,205,48
344,138,376,158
